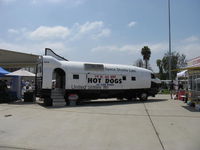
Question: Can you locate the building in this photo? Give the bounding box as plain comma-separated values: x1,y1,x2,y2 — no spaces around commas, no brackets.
187,56,200,107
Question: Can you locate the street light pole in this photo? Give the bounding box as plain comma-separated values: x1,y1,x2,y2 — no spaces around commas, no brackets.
168,0,173,99
168,0,172,80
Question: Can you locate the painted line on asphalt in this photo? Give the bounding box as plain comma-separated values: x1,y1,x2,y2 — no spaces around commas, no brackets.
143,102,165,150
0,145,35,150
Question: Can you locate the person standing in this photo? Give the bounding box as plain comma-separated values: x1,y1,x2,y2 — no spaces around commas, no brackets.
169,80,174,99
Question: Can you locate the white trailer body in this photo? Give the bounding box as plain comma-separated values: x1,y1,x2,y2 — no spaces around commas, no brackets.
37,56,161,106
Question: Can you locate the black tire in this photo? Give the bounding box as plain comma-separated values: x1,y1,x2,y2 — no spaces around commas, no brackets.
131,97,137,101
65,100,70,106
76,99,81,105
126,97,134,101
117,97,123,101
44,97,52,106
139,93,148,101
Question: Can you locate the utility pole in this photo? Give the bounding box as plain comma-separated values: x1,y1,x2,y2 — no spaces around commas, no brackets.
168,0,173,99
168,0,172,80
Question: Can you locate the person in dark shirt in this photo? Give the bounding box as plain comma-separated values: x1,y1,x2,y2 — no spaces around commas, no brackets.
0,80,3,91
178,81,183,90
0,80,9,102
0,80,8,92
169,80,174,99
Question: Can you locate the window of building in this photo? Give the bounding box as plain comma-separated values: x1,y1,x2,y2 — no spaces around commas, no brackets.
73,74,79,79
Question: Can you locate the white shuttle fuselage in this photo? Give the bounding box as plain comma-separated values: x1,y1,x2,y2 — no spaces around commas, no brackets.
37,56,161,106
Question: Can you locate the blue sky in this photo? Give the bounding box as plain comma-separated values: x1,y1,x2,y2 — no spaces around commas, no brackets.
0,0,200,72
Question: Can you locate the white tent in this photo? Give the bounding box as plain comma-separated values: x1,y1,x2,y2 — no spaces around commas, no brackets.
6,69,35,99
177,70,188,78
7,69,35,77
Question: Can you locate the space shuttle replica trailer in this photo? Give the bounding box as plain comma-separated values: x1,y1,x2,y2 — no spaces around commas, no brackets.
36,51,161,106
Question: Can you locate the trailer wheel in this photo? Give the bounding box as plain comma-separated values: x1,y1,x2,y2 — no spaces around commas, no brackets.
44,97,52,106
76,99,81,105
126,97,135,101
66,100,70,106
139,93,148,101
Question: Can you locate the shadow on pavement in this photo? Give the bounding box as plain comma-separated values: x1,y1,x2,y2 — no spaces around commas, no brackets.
5,98,168,108
182,106,199,112
6,100,36,105
78,98,168,107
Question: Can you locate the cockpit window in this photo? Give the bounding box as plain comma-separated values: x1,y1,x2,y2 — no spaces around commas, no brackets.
151,74,156,79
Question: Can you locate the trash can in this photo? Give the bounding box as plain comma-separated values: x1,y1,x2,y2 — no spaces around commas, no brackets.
68,94,78,106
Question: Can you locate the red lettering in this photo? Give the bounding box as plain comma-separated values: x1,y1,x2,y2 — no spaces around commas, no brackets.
110,75,116,78
105,76,109,79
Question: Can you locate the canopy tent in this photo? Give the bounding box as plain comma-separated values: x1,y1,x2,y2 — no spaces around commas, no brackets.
7,69,35,77
7,69,35,99
0,67,10,77
0,49,40,68
177,70,188,78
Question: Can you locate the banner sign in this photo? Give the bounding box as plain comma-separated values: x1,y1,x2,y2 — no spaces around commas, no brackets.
86,74,122,89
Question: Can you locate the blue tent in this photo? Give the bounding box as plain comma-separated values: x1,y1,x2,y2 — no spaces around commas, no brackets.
0,67,10,77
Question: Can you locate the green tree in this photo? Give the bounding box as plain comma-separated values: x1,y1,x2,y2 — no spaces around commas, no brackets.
156,59,167,80
141,46,151,69
156,59,162,70
158,51,187,80
177,53,187,68
156,59,162,78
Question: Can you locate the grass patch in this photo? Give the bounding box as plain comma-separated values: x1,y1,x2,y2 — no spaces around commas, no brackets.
159,89,170,94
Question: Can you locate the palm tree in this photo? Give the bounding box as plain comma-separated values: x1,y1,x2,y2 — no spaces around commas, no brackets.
156,59,163,79
141,46,151,69
156,59,162,72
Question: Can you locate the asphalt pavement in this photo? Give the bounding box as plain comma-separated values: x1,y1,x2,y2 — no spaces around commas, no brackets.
0,94,200,150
